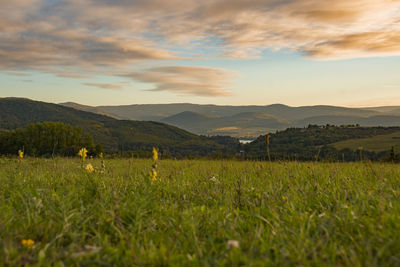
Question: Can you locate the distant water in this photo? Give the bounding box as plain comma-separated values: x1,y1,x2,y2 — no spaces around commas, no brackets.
239,139,255,144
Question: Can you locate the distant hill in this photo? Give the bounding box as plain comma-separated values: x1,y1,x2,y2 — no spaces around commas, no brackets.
161,111,218,127
161,111,218,133
160,111,290,136
90,103,381,121
331,132,400,153
60,102,400,137
244,125,400,161
0,98,238,157
257,104,379,121
359,106,400,114
294,115,400,127
61,102,116,118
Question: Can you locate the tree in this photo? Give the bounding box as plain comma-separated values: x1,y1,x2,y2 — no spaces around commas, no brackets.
95,144,104,157
83,134,95,156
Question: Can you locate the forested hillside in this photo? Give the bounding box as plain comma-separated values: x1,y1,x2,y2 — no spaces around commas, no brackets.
244,125,400,161
3,98,400,161
0,98,239,157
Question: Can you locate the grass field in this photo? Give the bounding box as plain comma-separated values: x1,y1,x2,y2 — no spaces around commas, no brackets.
1,158,400,266
331,131,400,152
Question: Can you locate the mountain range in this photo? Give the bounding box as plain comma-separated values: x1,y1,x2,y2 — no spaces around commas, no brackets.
61,102,400,137
3,97,400,161
0,98,238,157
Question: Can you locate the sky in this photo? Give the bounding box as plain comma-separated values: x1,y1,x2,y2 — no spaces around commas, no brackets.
1,0,400,107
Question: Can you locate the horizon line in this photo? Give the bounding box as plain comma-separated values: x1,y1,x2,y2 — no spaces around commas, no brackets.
1,96,399,109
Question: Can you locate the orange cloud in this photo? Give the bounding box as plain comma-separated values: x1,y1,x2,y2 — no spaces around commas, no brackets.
127,66,235,96
292,9,360,22
84,83,123,90
306,31,400,59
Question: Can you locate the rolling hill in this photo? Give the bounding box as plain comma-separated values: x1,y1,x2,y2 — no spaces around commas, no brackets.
161,111,218,132
61,102,400,137
244,125,400,161
3,98,400,161
294,115,400,127
88,103,383,121
160,111,289,136
60,102,117,118
0,98,238,157
331,132,400,153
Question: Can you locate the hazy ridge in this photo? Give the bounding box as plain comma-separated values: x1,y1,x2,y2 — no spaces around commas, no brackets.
61,102,400,137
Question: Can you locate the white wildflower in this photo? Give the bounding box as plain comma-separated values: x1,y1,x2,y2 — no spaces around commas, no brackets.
227,240,240,249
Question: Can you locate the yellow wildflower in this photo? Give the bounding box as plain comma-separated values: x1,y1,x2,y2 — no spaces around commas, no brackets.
18,150,24,159
150,169,157,182
85,163,94,173
52,193,57,197
21,239,35,249
78,148,88,161
282,196,287,201
152,147,158,161
150,147,159,182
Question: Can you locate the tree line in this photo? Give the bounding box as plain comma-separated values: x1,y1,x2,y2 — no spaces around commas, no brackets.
243,125,399,162
0,122,103,157
2,122,400,161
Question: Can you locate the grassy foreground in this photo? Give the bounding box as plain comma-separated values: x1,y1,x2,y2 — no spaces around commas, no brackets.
1,158,400,266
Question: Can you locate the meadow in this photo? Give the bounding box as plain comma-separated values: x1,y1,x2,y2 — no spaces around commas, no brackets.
332,132,400,153
1,158,400,266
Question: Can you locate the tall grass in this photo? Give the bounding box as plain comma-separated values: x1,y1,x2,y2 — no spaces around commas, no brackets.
0,158,399,266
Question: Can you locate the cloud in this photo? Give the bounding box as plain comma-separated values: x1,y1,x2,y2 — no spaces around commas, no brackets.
0,31,177,70
127,66,235,96
305,31,400,59
84,83,123,90
195,0,400,59
0,0,178,75
4,71,32,77
1,0,400,94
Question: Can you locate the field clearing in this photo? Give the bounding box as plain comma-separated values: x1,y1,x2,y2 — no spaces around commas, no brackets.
1,158,400,266
331,131,400,152
208,126,278,138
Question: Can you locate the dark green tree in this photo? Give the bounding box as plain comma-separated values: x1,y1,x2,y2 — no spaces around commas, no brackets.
95,143,104,157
